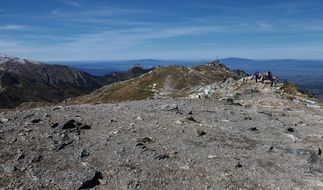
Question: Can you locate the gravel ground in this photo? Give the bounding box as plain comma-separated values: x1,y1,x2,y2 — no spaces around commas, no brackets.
1,96,323,189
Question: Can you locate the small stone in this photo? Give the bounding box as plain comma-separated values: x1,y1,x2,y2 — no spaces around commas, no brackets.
99,179,107,185
136,137,153,144
110,119,118,123
175,120,183,125
136,116,143,120
50,123,59,128
58,120,78,130
248,127,258,132
0,118,9,123
155,154,170,160
196,129,207,136
80,125,91,130
31,155,43,163
52,106,62,111
43,114,51,118
287,128,295,133
185,116,198,123
54,140,73,151
78,171,103,189
23,128,33,132
31,119,42,124
110,130,120,135
80,149,90,158
4,164,17,174
16,154,25,160
235,162,243,168
162,104,178,111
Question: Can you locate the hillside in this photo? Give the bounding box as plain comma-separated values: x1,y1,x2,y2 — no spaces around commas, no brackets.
0,78,323,189
0,55,151,109
69,62,247,104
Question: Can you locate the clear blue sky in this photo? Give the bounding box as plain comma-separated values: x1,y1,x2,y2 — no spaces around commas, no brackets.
1,0,323,61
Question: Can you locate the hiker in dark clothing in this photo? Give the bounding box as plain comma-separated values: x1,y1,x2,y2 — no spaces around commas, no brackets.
254,71,259,83
267,71,274,87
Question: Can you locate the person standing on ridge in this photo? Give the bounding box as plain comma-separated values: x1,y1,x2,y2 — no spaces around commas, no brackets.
254,71,260,83
267,71,273,87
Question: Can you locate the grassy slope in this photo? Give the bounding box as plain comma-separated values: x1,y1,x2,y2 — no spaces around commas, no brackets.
70,64,244,104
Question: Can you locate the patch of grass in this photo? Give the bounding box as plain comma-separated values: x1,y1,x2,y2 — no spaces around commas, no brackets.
282,82,317,99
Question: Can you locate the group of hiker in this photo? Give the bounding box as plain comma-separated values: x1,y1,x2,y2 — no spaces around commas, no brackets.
252,71,278,87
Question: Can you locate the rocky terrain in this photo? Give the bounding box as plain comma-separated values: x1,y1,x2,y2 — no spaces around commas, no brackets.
0,55,150,109
69,62,247,104
1,73,323,189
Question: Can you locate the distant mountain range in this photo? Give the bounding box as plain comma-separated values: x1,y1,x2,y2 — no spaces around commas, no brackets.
51,59,207,76
0,55,151,109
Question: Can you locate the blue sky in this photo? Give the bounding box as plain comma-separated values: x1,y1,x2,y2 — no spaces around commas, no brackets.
0,0,323,61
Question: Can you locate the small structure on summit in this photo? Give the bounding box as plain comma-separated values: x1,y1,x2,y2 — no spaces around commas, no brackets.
133,63,143,69
208,58,220,67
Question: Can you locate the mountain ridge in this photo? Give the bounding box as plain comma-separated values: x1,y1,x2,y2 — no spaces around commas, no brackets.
0,55,151,109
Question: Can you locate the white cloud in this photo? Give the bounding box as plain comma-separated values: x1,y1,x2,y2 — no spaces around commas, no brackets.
0,25,30,31
54,0,82,8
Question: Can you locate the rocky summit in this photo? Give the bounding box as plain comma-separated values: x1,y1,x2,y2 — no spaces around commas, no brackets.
1,72,323,189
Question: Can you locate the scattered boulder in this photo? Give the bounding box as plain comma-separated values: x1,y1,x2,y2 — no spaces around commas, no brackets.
136,137,153,144
3,164,17,174
31,155,43,163
235,162,243,168
54,120,91,132
52,106,62,111
155,154,170,160
16,154,25,160
50,123,59,128
79,125,91,130
110,119,118,123
185,116,198,123
296,149,319,164
248,127,258,132
58,119,78,130
31,118,42,124
162,104,178,111
287,128,295,133
78,171,103,189
175,120,183,125
53,140,74,151
80,149,90,158
196,129,207,137
0,118,9,123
